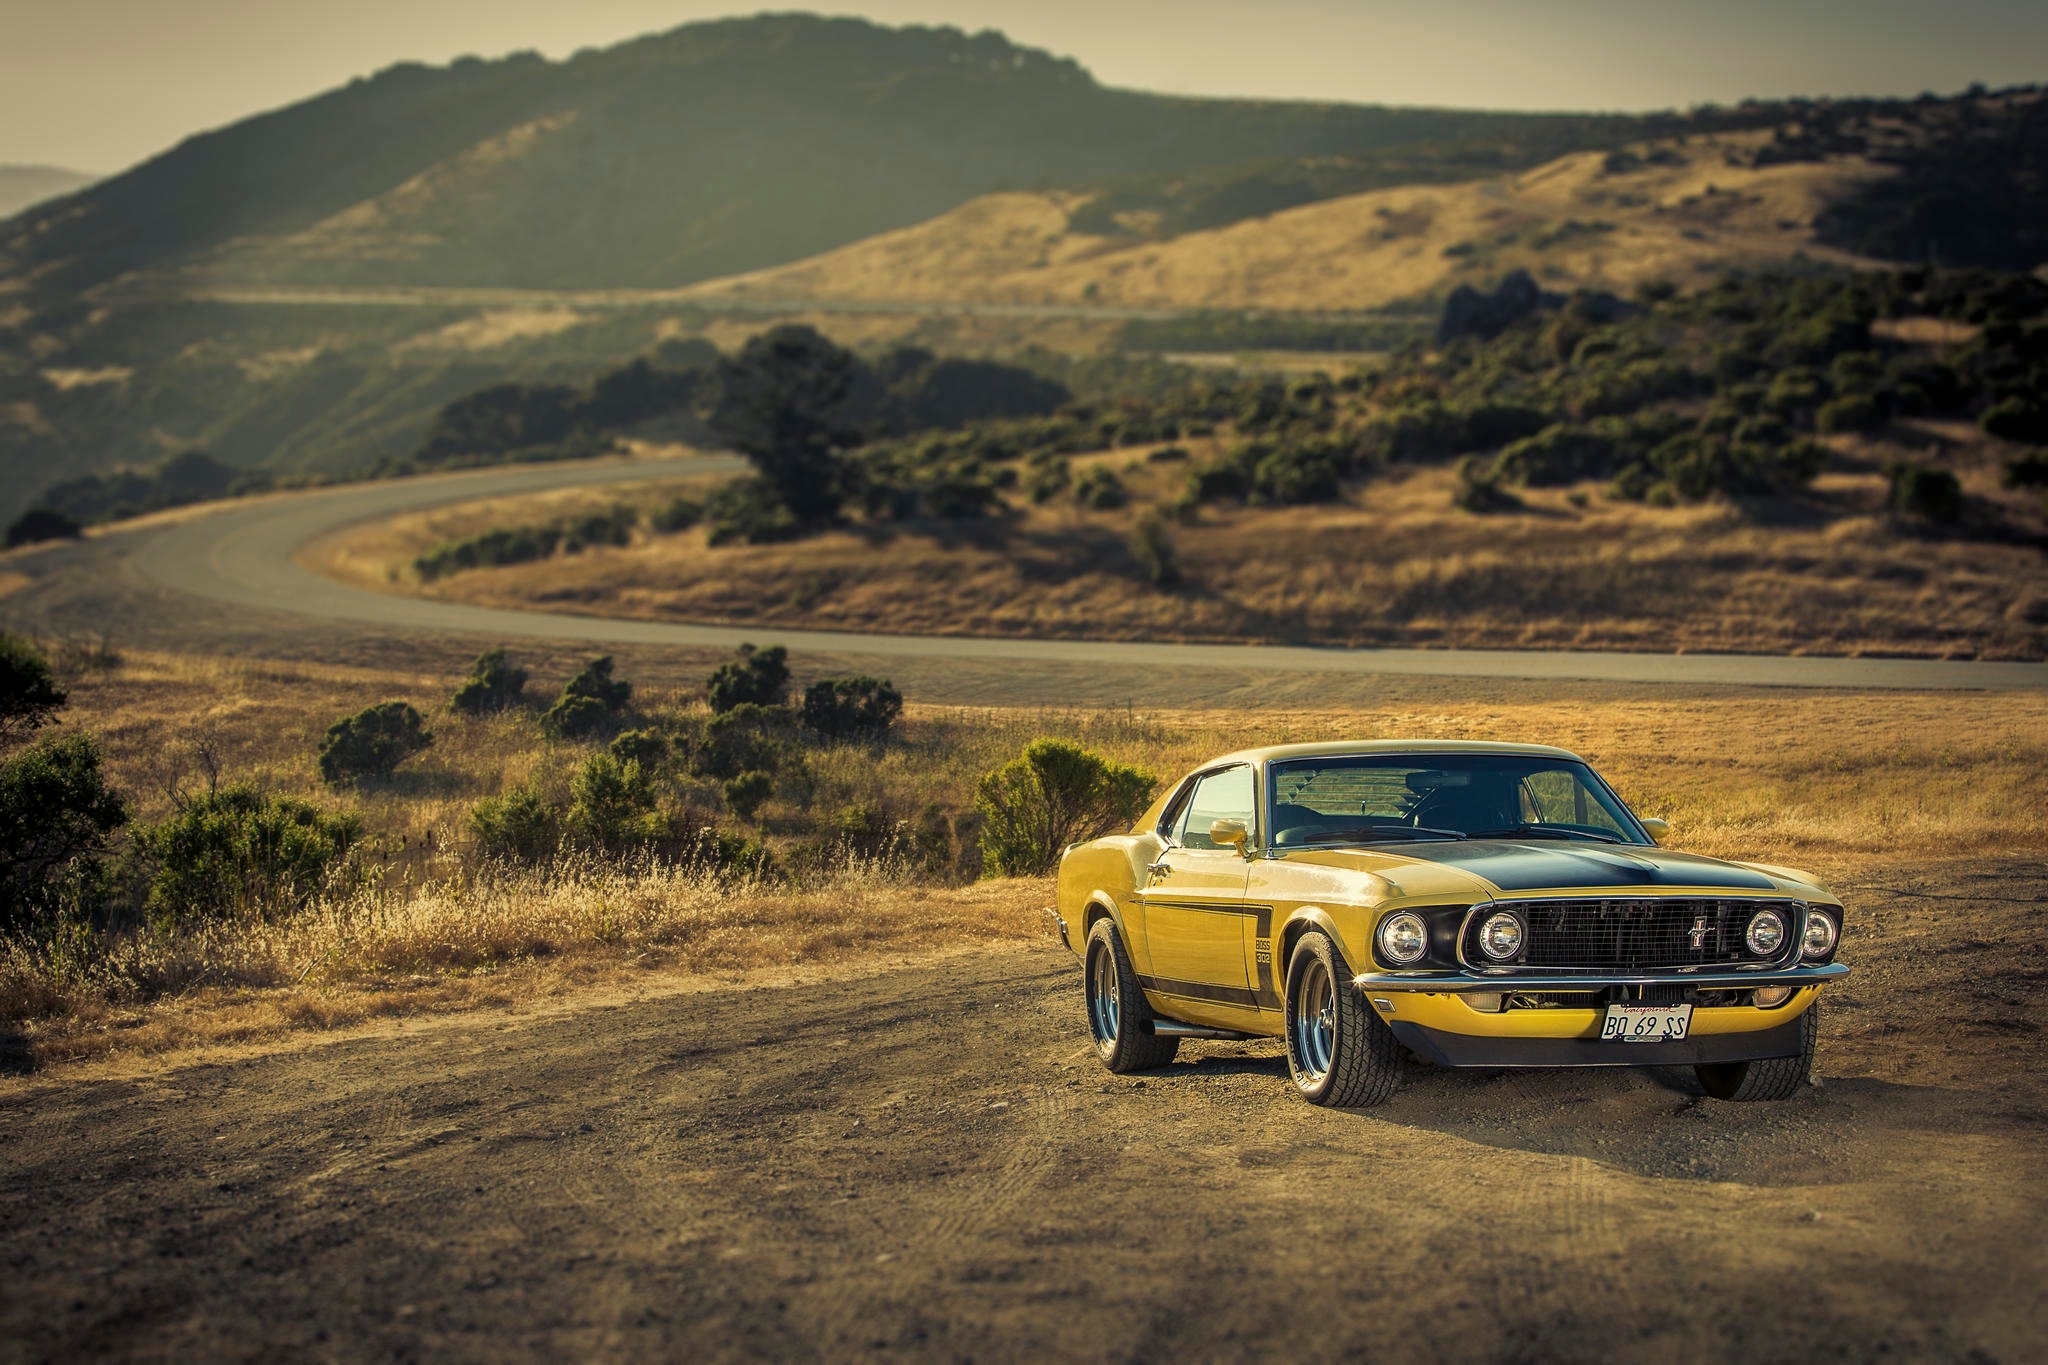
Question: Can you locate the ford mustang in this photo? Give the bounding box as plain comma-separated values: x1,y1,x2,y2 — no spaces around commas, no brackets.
1048,741,1847,1105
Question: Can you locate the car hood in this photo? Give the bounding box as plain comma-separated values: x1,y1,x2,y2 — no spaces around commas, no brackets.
1302,840,1787,896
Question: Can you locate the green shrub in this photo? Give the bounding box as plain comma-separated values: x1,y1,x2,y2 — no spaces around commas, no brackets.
1764,367,1828,417
415,525,558,581
1024,455,1071,504
705,476,800,546
2003,451,2048,488
1451,455,1521,512
5,507,82,548
0,633,68,746
1491,425,1618,486
450,648,528,716
1981,397,2048,443
706,644,789,713
317,702,432,786
651,496,703,532
1128,510,1181,587
608,728,670,769
562,656,632,713
139,784,358,926
975,738,1155,877
800,676,903,741
722,771,775,823
0,733,128,936
469,786,559,864
1073,466,1127,510
696,703,798,780
541,694,612,741
564,753,662,852
1815,394,1884,434
1886,462,1964,523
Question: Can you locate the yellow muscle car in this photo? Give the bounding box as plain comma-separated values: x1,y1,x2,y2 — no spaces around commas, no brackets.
1049,741,1847,1106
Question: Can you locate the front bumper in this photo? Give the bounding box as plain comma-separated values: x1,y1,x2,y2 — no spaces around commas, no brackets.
1355,962,1849,993
1390,1013,1810,1068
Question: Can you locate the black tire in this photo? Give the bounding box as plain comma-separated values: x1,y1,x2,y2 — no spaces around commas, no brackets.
1084,918,1180,1073
1284,931,1402,1106
1696,1003,1819,1101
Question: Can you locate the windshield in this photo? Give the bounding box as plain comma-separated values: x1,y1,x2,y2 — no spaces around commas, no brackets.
1266,754,1649,848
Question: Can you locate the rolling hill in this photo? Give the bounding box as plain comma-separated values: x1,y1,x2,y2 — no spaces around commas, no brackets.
0,166,94,220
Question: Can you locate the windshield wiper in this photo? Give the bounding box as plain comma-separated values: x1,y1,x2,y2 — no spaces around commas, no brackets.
1462,824,1625,844
1296,826,1463,844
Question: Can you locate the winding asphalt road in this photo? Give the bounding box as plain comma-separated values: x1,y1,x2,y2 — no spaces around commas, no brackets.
57,455,2048,689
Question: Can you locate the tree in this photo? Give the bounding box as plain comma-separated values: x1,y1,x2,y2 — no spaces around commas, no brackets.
707,644,790,713
450,648,528,716
317,701,433,785
975,739,1155,877
562,656,632,712
0,733,128,935
800,675,903,741
705,325,864,527
0,633,68,747
138,785,359,926
5,508,82,548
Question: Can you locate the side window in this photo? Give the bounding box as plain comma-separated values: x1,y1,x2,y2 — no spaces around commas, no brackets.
1174,766,1256,850
1156,776,1198,840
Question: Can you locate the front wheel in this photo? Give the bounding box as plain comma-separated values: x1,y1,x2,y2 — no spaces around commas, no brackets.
1084,918,1179,1073
1284,931,1402,1106
1696,1003,1819,1101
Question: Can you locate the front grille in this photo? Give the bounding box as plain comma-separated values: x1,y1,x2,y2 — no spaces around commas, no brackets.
1469,897,1797,971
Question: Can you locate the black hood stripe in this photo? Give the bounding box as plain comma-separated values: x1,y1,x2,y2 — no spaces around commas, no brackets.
1384,842,1777,894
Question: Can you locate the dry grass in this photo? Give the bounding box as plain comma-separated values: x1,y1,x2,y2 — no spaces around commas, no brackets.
8,647,2045,1069
680,131,1893,313
317,458,2048,660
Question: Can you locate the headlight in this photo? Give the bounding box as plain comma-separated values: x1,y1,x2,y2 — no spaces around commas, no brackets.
1477,910,1525,962
1744,909,1787,957
1801,909,1838,959
1377,912,1429,966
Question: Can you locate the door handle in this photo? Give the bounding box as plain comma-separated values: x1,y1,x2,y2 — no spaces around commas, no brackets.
1145,861,1173,879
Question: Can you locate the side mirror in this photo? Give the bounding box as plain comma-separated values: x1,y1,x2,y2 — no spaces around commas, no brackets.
1640,816,1671,840
1209,817,1251,854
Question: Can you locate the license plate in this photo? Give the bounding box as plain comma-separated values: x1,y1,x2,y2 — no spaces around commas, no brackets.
1600,1003,1692,1042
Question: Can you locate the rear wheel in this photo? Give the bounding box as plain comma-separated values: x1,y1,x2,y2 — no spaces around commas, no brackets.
1284,931,1402,1106
1084,918,1179,1073
1696,1002,1819,1101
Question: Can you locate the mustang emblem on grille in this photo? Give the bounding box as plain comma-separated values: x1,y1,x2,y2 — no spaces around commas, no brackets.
1688,914,1711,950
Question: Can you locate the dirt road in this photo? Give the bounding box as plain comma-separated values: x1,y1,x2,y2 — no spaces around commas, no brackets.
4,859,2043,1363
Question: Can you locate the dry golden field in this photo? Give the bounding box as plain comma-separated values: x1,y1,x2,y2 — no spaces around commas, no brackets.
6,645,2044,1069
313,451,2048,660
680,130,1892,313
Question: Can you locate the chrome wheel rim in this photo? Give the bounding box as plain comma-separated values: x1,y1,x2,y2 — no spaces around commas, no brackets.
1087,940,1120,1048
1291,957,1336,1085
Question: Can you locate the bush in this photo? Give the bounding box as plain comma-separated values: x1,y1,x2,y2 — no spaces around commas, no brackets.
1072,466,1127,510
415,525,559,580
469,786,558,864
695,703,798,780
1491,425,1618,486
0,733,127,936
1981,397,2048,443
800,676,903,741
608,728,670,769
1024,456,1071,504
722,771,775,823
5,507,82,548
1452,455,1521,512
138,784,357,927
450,648,527,716
1815,393,1884,434
562,656,632,713
564,752,662,852
540,694,612,741
705,475,800,546
317,701,432,785
707,644,789,713
651,497,703,532
1128,510,1181,587
2003,451,2048,489
975,738,1155,877
0,633,68,746
1886,462,1964,523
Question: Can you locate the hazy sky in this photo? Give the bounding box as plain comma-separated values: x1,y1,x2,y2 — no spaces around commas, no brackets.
6,0,2045,173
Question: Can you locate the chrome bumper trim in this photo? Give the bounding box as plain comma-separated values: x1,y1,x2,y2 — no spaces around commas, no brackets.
1355,962,1849,993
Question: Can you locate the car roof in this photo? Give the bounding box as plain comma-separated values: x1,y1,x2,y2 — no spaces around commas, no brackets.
1202,739,1587,768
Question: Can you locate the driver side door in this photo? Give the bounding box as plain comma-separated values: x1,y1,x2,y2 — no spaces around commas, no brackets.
1137,764,1255,999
